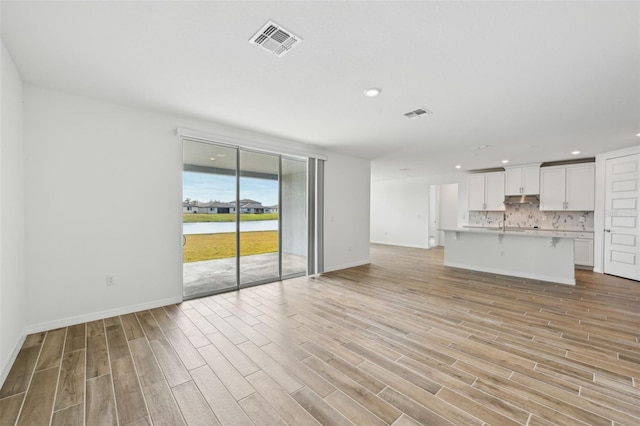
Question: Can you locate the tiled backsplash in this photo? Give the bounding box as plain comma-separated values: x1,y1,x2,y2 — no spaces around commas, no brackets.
469,204,594,231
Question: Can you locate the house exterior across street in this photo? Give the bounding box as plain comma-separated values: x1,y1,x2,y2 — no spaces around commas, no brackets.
182,199,278,214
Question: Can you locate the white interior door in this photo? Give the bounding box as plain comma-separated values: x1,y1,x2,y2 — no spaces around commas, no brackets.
603,154,640,281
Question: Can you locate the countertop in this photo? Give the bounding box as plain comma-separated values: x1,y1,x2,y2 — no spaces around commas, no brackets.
440,227,594,238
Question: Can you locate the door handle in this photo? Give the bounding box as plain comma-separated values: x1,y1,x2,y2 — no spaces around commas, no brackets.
604,229,611,233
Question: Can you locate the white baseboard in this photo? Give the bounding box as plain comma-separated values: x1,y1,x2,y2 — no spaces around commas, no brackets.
323,259,370,273
25,296,184,334
370,241,429,249
1,330,27,389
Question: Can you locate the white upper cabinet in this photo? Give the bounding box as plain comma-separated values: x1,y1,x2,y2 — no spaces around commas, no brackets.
468,172,505,211
565,164,596,211
468,174,486,211
485,172,506,210
539,167,566,210
540,163,595,211
505,164,540,195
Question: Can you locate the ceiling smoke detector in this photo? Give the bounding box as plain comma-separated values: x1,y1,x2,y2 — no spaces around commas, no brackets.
404,108,432,119
250,20,302,58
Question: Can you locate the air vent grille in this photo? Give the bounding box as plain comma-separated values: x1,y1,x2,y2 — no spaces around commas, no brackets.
404,108,433,119
250,21,302,58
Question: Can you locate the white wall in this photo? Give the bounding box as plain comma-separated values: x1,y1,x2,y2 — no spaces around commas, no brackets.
0,41,27,385
370,177,430,248
25,86,183,330
324,153,371,271
24,85,371,331
371,175,466,249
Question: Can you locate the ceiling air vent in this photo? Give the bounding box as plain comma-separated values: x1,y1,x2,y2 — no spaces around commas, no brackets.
250,20,302,58
404,108,433,119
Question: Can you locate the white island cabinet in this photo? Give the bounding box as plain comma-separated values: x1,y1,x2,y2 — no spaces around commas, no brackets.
442,228,577,285
540,163,595,211
574,232,594,267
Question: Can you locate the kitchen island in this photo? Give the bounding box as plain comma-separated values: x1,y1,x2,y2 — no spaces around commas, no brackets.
441,228,578,285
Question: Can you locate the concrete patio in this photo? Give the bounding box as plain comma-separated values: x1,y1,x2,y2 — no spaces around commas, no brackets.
183,252,306,297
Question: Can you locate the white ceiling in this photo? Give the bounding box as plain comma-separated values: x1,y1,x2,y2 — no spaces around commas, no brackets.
2,1,639,180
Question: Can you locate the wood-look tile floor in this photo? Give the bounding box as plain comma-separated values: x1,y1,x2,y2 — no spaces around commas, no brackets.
2,244,639,425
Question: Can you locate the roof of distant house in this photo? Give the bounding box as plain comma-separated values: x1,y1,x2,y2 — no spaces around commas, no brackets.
197,201,234,208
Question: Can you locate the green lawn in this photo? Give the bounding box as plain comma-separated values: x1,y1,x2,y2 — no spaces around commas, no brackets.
183,231,278,263
182,213,278,223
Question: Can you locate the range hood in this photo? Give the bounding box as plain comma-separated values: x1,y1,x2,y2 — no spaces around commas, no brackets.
504,195,540,205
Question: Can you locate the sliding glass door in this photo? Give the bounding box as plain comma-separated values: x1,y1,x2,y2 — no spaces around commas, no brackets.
182,139,309,298
281,157,307,278
239,150,280,287
182,142,238,297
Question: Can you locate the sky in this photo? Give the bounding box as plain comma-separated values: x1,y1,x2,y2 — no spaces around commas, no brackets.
183,171,279,206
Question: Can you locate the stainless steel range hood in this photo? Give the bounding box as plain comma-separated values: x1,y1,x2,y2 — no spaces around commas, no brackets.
504,195,540,205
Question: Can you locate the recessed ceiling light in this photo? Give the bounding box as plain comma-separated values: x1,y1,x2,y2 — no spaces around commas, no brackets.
217,154,226,157
364,88,381,97
636,133,640,137
209,157,216,161
571,150,581,155
501,160,509,164
455,165,462,169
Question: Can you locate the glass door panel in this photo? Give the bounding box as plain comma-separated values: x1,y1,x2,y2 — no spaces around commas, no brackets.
183,140,311,297
182,141,238,297
239,150,280,287
281,157,307,277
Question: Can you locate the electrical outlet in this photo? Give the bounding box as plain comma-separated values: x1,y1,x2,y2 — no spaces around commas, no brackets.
106,275,116,286
580,216,585,223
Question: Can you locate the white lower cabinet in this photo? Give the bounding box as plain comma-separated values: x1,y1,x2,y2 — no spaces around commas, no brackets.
574,233,594,267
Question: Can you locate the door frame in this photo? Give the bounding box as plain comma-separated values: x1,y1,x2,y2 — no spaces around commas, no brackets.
594,144,640,275
429,185,440,247
181,137,320,299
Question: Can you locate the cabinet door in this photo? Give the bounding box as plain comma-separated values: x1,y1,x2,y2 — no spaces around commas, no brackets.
540,168,566,210
574,239,594,266
505,168,523,195
468,174,486,210
485,172,506,211
565,164,595,211
521,165,540,194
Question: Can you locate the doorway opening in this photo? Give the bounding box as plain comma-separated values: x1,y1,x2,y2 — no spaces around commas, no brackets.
429,183,459,248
